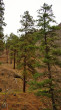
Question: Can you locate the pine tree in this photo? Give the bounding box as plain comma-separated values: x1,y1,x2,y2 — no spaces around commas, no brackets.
37,3,57,110
17,34,37,92
6,33,19,68
19,11,35,34
18,11,36,92
0,0,6,54
29,3,61,110
37,3,61,110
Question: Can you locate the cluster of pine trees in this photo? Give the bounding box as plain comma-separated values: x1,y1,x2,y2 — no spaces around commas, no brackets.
0,0,61,110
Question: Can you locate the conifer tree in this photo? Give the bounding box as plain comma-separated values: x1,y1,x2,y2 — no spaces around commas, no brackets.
29,3,61,110
0,0,6,54
19,11,35,34
6,33,19,68
37,3,57,110
17,34,36,92
18,11,36,92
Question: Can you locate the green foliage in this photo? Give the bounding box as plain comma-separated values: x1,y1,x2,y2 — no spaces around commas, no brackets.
52,49,61,56
19,11,35,34
32,61,41,68
35,90,51,98
29,78,52,90
36,79,52,88
37,3,56,31
17,33,36,74
5,33,19,68
33,72,45,79
43,58,51,64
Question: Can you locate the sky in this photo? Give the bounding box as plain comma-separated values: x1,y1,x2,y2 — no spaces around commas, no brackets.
3,0,61,36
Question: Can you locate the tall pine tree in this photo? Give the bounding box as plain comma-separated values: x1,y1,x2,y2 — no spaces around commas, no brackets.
29,3,61,110
18,11,36,92
37,3,57,110
0,0,5,54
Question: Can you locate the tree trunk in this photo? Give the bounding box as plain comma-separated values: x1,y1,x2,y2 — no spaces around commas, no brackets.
23,74,26,92
51,90,57,110
13,51,15,69
23,54,26,93
48,63,57,110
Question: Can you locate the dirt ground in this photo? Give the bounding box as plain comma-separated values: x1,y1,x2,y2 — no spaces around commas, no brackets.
0,63,52,110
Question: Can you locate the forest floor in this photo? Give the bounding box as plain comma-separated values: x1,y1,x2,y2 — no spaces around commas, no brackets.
0,63,52,110
0,51,61,110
